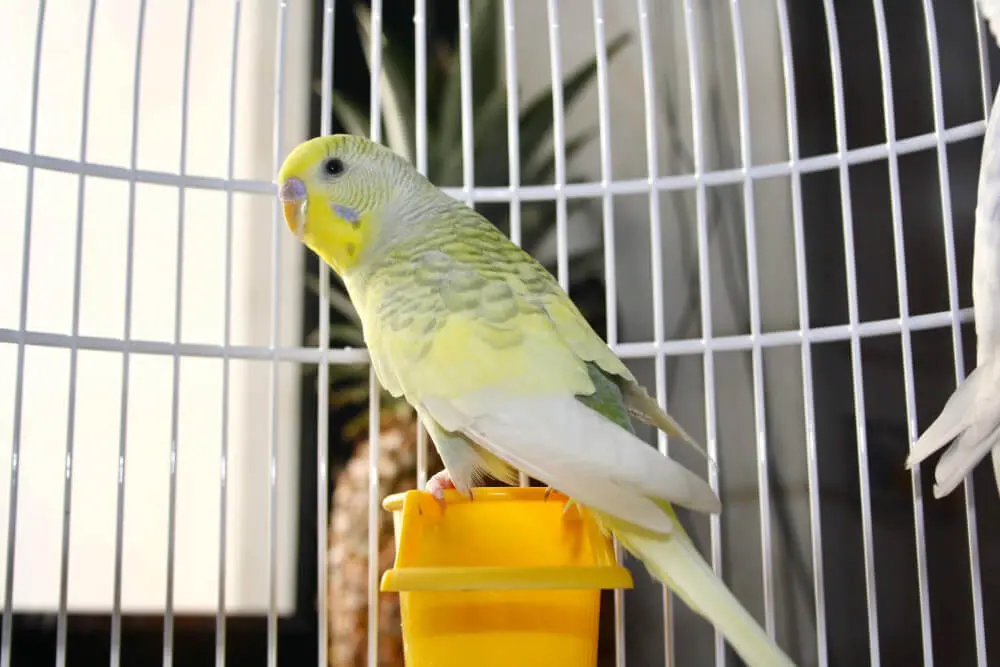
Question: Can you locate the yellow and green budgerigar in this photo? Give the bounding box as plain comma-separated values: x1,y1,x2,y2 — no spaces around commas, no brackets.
277,134,796,667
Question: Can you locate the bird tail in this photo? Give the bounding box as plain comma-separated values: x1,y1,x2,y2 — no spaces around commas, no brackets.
905,360,1000,497
607,514,796,667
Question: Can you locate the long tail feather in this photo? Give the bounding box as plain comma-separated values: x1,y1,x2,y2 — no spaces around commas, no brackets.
905,361,1000,497
905,364,987,468
608,517,796,667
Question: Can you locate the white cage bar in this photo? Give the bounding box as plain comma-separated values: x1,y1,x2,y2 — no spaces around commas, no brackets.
0,1,997,667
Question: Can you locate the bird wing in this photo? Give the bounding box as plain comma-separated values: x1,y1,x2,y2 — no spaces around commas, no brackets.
359,234,719,530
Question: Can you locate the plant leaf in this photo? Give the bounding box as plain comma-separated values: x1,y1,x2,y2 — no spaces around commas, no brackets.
435,0,502,179
329,385,372,409
305,274,362,326
523,127,597,186
354,3,414,162
328,323,366,347
470,0,501,112
330,92,372,138
440,84,510,187
516,32,630,169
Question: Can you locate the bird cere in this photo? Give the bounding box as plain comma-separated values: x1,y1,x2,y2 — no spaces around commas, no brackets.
277,133,796,667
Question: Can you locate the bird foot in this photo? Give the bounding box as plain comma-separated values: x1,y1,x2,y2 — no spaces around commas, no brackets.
425,469,457,511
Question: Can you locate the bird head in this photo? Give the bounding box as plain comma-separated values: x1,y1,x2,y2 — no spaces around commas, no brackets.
276,134,425,276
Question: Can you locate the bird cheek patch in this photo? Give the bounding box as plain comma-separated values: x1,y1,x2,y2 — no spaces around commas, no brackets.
332,203,362,228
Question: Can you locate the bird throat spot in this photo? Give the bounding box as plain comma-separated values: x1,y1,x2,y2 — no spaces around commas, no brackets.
346,242,356,257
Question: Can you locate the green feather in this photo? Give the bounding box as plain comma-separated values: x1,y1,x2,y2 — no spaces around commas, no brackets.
576,362,634,435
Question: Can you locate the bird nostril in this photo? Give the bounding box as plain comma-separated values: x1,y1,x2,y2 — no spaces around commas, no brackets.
278,177,306,202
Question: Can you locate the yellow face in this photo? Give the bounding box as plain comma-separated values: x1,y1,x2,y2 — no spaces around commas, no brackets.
276,135,383,275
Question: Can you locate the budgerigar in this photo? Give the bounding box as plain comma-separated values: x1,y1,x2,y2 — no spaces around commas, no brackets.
277,134,796,667
904,1,1000,498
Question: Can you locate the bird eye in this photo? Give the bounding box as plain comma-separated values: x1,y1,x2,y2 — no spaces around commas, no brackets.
324,158,345,176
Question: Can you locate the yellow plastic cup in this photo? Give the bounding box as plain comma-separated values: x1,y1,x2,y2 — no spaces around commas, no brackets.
380,486,633,667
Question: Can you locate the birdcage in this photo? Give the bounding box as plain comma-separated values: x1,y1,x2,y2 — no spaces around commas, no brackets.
2,0,999,666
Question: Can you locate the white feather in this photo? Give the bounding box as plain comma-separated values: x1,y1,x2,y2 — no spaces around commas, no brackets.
420,392,721,534
905,363,989,467
908,80,1000,497
934,416,1000,497
977,0,1000,50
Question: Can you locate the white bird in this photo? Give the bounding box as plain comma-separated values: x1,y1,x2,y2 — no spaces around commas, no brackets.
905,1,1000,496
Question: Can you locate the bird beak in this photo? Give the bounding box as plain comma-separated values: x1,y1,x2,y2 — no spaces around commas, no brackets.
278,176,308,240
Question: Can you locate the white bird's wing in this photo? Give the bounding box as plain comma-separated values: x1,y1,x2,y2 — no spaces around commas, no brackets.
420,390,721,535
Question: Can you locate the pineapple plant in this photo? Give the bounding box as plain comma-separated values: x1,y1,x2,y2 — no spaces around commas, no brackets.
312,3,631,665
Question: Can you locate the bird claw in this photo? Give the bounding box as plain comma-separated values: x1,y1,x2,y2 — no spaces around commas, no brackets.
542,486,578,517
425,469,457,511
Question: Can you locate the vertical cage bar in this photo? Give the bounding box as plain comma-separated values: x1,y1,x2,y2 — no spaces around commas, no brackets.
820,2,881,662
1,2,47,664
458,0,474,209
919,3,987,665
54,3,98,666
268,2,290,665
590,0,618,350
634,0,673,663
588,1,623,664
164,4,196,664
216,4,242,666
870,3,935,665
366,2,384,664
500,0,530,489
974,1,994,118
545,0,569,292
317,1,335,665
110,2,148,665
679,2,724,663
414,0,429,491
502,0,522,249
728,0,775,638
366,371,382,667
774,1,828,664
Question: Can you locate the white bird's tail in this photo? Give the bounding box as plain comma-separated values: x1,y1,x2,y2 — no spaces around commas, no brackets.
905,360,1000,497
610,518,796,667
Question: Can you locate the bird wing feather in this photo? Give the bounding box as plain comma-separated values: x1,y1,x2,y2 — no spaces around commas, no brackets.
355,224,718,529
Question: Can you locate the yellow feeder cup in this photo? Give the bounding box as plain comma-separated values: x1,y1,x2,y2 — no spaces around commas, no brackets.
380,486,634,667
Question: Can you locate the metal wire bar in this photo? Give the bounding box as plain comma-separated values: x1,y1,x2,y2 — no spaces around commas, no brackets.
54,3,98,666
458,0,474,209
1,120,987,203
109,3,148,665
587,0,623,663
633,1,674,663
1,305,978,365
502,0,522,250
216,3,243,665
267,2,290,665
869,3,934,665
773,1,828,664
545,0,569,292
413,0,429,492
0,2,47,664
919,3,988,665
317,1,335,665
678,2,723,663
974,2,993,119
728,0,775,639
163,5,196,664
819,2,881,662
366,2,384,664
500,0,530,490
